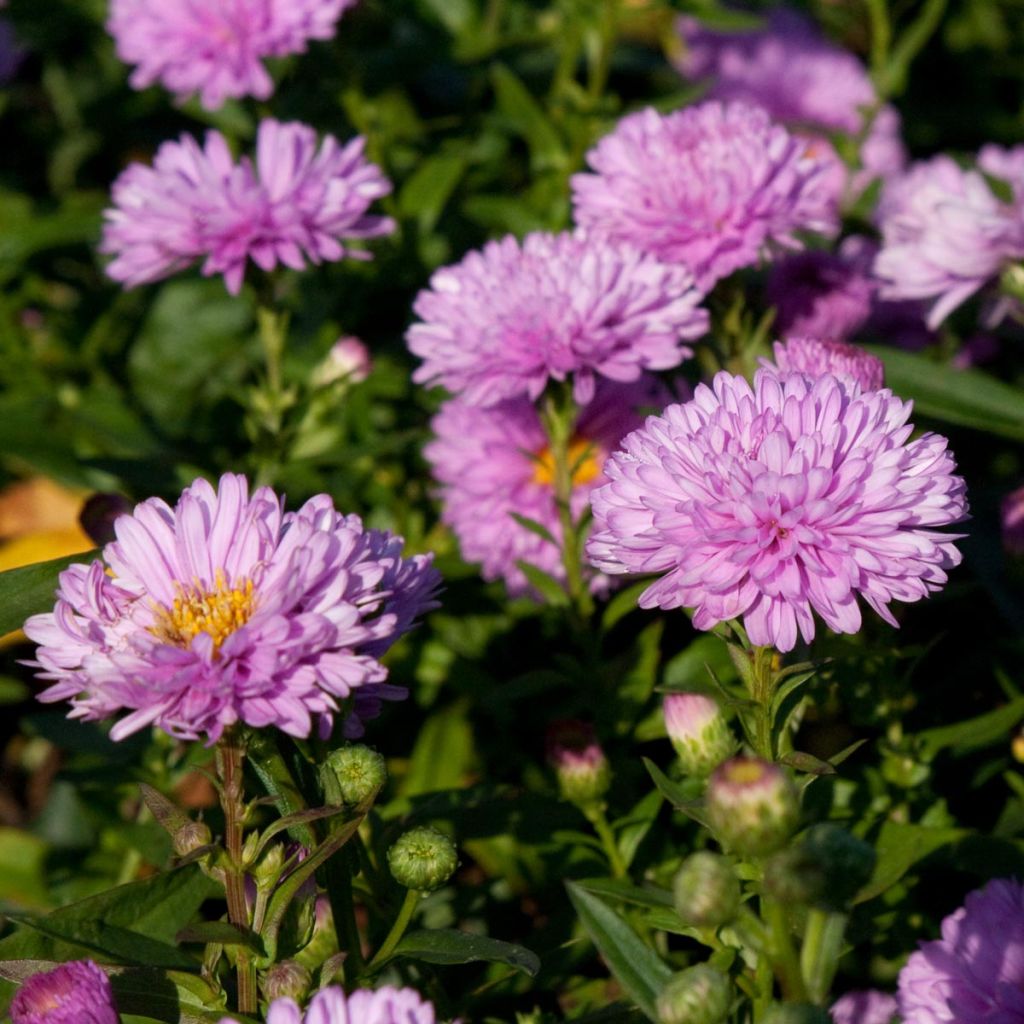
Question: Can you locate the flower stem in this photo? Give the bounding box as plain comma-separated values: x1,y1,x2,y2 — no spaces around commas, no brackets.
750,646,779,761
762,894,808,1002
216,733,257,1015
584,803,628,879
366,887,420,972
801,908,848,1004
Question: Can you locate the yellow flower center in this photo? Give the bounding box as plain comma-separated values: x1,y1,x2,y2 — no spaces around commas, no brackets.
152,571,256,653
532,437,602,488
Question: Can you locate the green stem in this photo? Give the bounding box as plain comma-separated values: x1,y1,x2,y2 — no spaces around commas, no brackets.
864,0,892,86
584,803,627,879
366,888,420,971
763,895,808,1003
585,0,616,104
751,646,778,761
801,908,848,1004
216,734,257,1016
541,391,595,622
327,847,365,973
254,304,291,486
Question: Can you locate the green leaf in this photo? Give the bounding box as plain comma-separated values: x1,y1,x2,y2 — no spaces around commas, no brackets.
2,912,198,971
855,822,967,904
393,928,540,976
508,512,558,547
514,560,570,607
0,828,48,908
780,751,836,776
865,346,1024,439
573,877,674,911
601,580,652,632
0,551,98,636
615,789,663,869
491,64,568,173
566,882,671,1022
915,695,1024,761
175,922,264,954
642,758,707,826
398,154,467,234
399,699,476,798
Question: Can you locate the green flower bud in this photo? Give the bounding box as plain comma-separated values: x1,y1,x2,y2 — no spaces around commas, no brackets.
673,852,741,928
322,745,387,807
251,841,287,890
656,965,732,1024
172,819,212,858
706,757,799,857
545,720,611,806
663,694,736,777
387,826,458,892
262,960,312,1004
765,824,875,910
761,1004,832,1024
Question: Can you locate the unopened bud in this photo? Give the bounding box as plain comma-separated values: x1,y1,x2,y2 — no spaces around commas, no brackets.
706,757,799,857
663,693,735,777
546,720,611,806
765,824,875,910
262,960,312,1004
761,1004,832,1024
312,336,372,388
251,841,287,889
388,826,458,892
322,745,387,807
79,492,132,546
172,819,212,858
673,852,741,928
656,964,731,1024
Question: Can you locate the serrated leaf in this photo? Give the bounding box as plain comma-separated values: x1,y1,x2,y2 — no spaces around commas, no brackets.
566,882,671,1021
0,551,98,636
393,928,539,976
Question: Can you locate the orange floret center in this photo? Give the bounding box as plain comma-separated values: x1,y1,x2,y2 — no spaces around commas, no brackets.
533,437,602,488
152,570,256,652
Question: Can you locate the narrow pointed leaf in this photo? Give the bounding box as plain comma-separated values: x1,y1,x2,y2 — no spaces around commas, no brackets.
392,928,539,976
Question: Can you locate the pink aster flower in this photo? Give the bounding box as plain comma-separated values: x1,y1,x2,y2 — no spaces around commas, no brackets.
676,11,907,204
11,960,118,1024
101,118,394,295
831,991,898,1024
424,377,667,598
587,369,968,652
407,231,707,407
898,878,1024,1023
108,0,358,110
220,984,436,1024
571,101,838,290
24,473,439,743
874,151,1024,329
762,337,884,391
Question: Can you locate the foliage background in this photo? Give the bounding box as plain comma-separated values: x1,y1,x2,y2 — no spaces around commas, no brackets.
1,0,1024,1019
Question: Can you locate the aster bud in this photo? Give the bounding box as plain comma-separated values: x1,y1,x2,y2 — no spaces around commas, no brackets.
764,825,875,910
321,745,387,807
251,841,287,889
312,336,372,388
761,1005,832,1024
261,960,312,1004
545,720,611,806
673,852,741,928
387,826,458,892
706,757,799,857
172,819,212,858
663,693,735,777
656,964,732,1024
139,783,211,859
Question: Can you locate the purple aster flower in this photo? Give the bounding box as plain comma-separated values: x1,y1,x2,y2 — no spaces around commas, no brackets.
587,369,968,652
101,118,394,295
407,231,707,407
899,878,1024,1023
219,984,436,1024
108,0,358,111
11,960,118,1024
676,11,907,204
571,101,838,290
766,245,876,340
24,473,439,743
874,152,1024,329
831,991,899,1024
762,337,885,391
424,377,667,598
